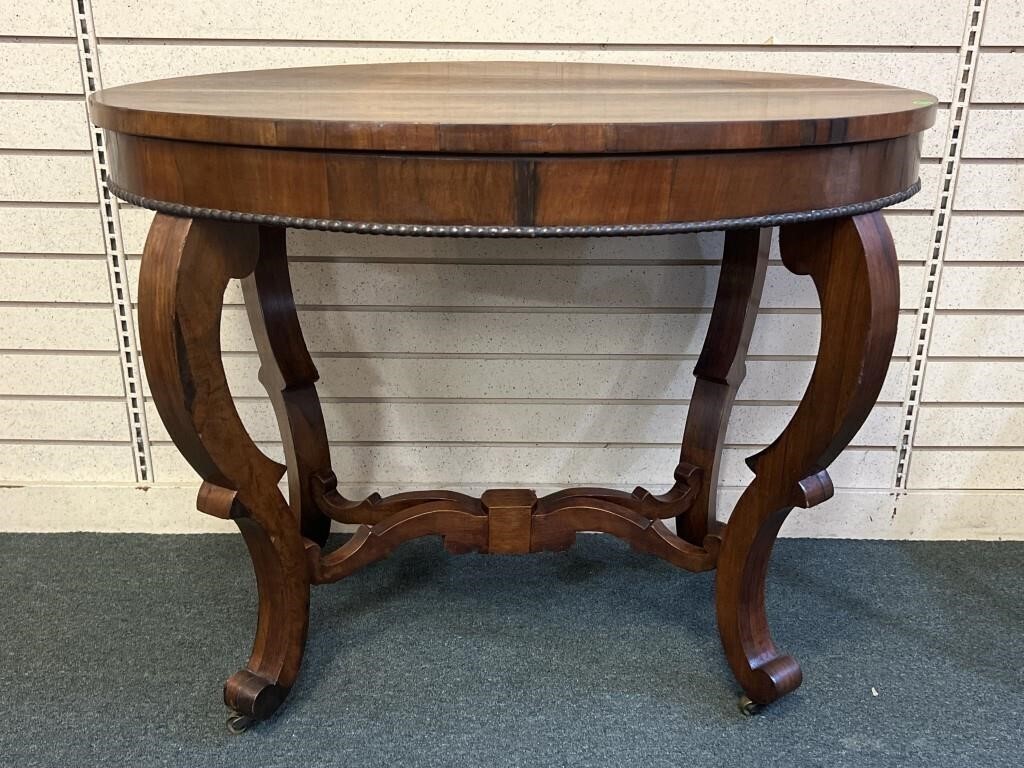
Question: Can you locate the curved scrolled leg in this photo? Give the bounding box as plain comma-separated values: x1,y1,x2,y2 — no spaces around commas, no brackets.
675,228,770,546
242,226,332,546
716,212,899,706
139,214,310,724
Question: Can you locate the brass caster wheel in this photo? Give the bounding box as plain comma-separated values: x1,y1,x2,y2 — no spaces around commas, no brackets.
226,712,256,734
738,695,764,716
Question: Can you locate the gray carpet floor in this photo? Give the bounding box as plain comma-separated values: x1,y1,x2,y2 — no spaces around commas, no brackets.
0,534,1021,767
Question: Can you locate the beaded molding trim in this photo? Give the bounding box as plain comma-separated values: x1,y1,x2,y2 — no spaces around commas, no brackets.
109,178,920,238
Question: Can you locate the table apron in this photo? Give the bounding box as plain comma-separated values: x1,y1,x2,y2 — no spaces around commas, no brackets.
105,132,921,229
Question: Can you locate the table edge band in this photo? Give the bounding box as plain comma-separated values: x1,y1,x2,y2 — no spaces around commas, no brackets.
107,178,920,238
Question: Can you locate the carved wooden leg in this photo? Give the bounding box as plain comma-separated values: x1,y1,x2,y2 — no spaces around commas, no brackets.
676,228,770,546
242,226,332,546
715,212,899,707
139,214,310,726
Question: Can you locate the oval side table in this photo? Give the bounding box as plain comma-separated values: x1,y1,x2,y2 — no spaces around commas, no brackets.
90,61,937,729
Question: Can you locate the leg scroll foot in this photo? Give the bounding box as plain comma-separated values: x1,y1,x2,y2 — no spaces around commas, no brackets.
225,669,288,723
716,213,899,706
139,215,312,725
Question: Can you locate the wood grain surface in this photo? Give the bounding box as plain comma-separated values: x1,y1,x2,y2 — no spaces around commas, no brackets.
90,61,937,154
106,131,921,227
123,61,918,723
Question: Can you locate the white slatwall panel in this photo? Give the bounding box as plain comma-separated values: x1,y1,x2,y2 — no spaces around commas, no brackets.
0,4,130,488
0,0,1020,537
908,1,1024,499
89,1,967,45
0,2,74,37
95,44,962,102
0,43,82,93
121,255,928,310
147,358,912,403
979,0,1022,46
0,100,91,149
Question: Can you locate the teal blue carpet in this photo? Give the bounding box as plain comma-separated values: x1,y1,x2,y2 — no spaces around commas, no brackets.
0,534,1021,766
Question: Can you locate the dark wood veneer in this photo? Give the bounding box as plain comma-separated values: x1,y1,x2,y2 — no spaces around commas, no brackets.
110,61,930,729
90,61,936,154
106,132,920,228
